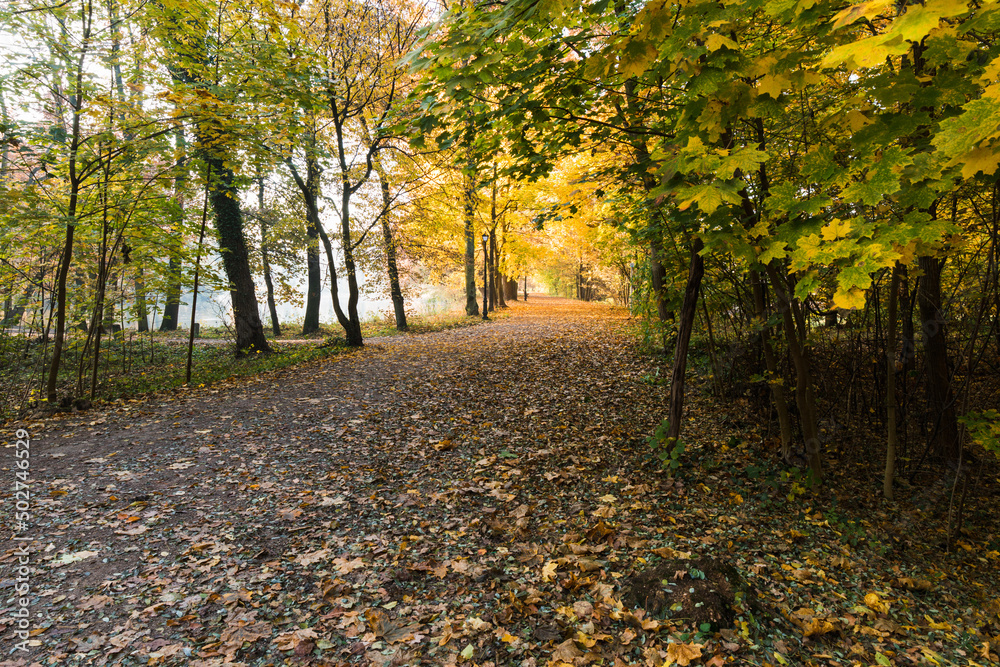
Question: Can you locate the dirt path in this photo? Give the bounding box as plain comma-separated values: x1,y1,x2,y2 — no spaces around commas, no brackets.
1,297,681,666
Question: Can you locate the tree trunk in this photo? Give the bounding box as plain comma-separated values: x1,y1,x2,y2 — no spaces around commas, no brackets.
488,229,497,312
497,269,507,308
261,232,280,337
488,174,499,312
286,153,321,335
751,271,794,459
357,114,407,330
373,152,407,330
157,7,269,355
46,222,75,403
160,129,186,332
47,17,90,403
317,222,350,334
496,227,507,309
506,277,518,301
916,254,960,462
338,175,364,347
464,167,479,316
665,238,705,444
767,263,822,482
257,175,280,337
297,140,323,335
206,156,271,356
135,268,149,332
649,239,671,320
302,207,322,335
885,262,902,499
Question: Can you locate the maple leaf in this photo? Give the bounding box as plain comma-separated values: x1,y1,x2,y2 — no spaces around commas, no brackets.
366,608,390,636
895,577,934,591
958,145,1000,179
221,617,272,651
865,592,890,614
332,557,366,573
757,73,789,99
433,438,456,451
801,617,837,637
295,549,330,566
664,641,704,666
385,622,423,644
274,627,319,654
551,638,582,661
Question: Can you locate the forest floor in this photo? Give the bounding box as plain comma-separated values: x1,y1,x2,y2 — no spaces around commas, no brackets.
1,296,998,667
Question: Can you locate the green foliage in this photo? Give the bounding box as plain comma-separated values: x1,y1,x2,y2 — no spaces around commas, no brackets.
959,410,1000,460
647,419,686,474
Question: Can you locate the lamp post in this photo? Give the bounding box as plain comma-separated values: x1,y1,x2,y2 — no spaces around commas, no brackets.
481,233,490,320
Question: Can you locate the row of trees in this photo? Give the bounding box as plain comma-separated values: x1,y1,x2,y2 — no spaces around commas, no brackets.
410,0,1000,500
6,0,1000,511
0,0,552,408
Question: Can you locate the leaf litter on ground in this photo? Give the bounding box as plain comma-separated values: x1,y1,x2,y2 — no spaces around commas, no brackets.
1,296,998,666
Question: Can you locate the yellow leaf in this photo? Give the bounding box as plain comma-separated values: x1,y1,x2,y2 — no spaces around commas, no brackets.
749,55,778,78
821,34,907,70
833,287,867,310
685,135,706,152
619,39,659,78
844,110,871,132
979,55,1000,87
896,240,918,265
821,218,852,241
831,0,894,30
958,145,1000,179
664,641,704,666
500,632,518,643
865,592,889,613
705,33,739,51
757,73,789,99
895,577,934,591
924,615,953,631
542,560,559,582
802,617,837,637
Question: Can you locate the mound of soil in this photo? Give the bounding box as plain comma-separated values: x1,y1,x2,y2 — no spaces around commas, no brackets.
622,556,746,629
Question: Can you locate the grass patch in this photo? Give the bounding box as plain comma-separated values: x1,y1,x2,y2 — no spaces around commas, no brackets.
0,335,348,420
96,339,348,397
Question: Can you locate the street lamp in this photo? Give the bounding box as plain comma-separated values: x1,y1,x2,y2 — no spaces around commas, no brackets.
481,233,490,320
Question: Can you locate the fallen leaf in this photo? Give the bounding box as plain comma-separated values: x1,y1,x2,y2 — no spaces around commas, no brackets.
551,638,582,661
51,550,99,567
664,641,703,666
274,627,319,654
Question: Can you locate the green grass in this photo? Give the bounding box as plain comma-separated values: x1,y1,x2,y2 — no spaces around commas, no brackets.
0,336,349,420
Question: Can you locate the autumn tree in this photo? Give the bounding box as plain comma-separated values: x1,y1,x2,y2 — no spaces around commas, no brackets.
153,0,272,357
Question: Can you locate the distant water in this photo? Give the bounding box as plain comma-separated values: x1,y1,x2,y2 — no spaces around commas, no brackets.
146,276,463,332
